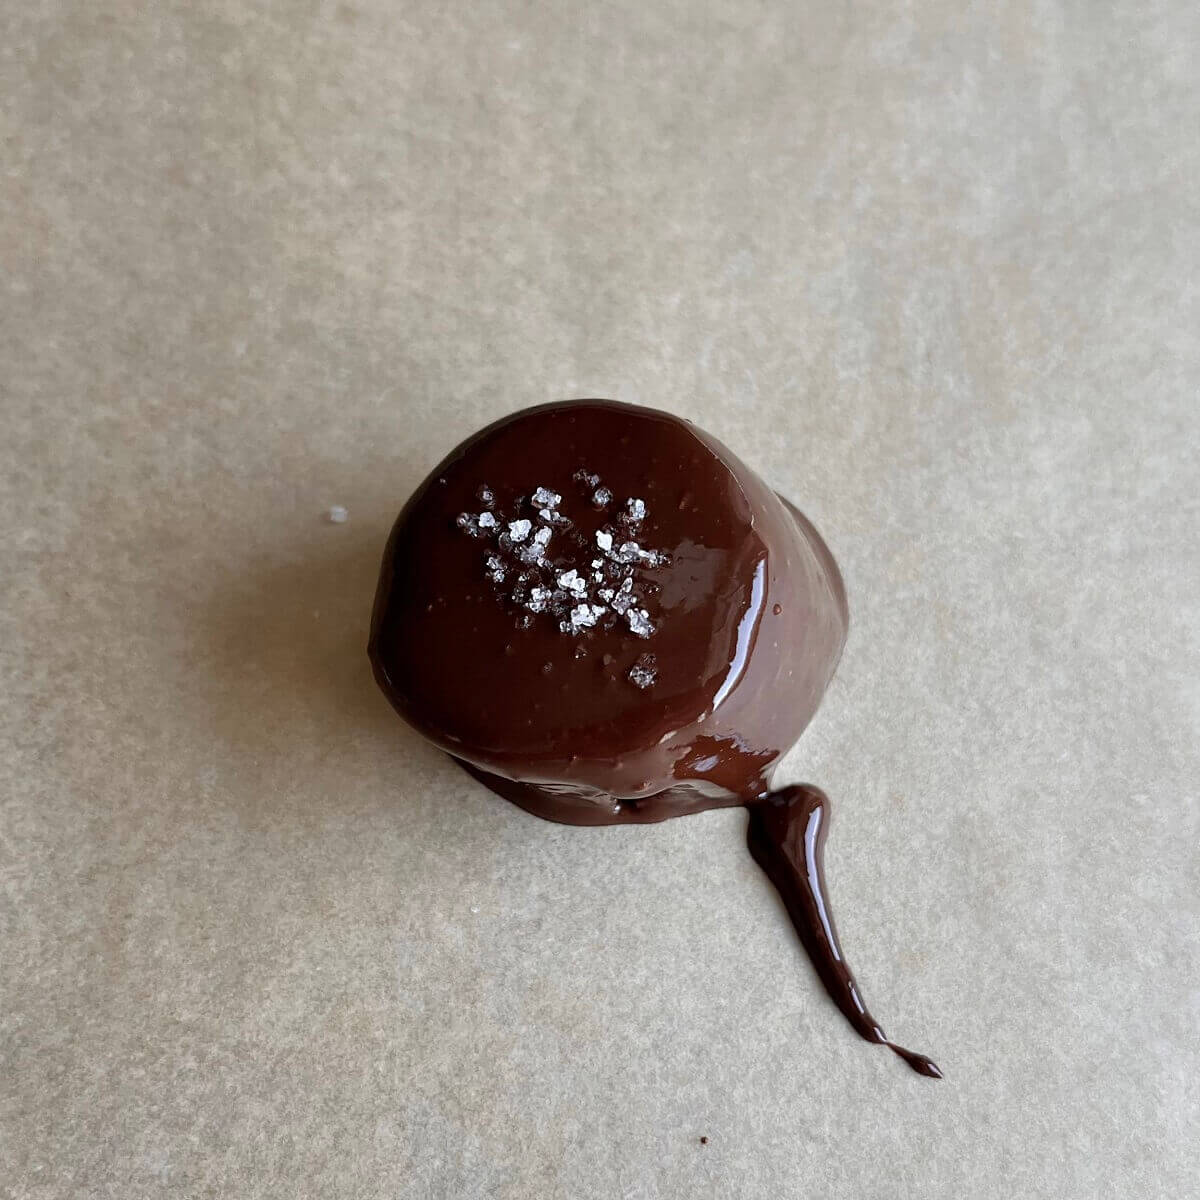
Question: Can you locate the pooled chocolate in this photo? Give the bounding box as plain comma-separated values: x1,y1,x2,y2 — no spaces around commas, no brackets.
370,399,938,1077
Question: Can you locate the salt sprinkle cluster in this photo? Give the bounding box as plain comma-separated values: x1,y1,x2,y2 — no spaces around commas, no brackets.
456,471,667,688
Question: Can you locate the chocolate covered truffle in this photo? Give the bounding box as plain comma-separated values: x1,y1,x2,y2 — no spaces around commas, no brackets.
370,400,938,1076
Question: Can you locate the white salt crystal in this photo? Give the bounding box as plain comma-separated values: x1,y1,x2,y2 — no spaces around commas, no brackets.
626,608,654,638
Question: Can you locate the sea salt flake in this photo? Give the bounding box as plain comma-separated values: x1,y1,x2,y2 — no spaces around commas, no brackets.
474,476,668,638
593,486,613,507
518,527,552,560
626,608,655,638
557,569,587,597
628,654,657,689
328,505,349,524
567,603,605,630
611,578,636,614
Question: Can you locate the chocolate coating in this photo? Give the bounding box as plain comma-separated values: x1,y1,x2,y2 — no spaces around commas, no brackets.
370,400,847,812
370,400,938,1076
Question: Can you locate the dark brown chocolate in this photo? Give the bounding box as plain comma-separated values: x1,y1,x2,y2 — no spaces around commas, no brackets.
747,786,942,1078
369,399,938,1077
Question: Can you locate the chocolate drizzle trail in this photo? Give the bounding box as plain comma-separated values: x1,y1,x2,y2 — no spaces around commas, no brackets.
370,399,938,1077
746,786,942,1078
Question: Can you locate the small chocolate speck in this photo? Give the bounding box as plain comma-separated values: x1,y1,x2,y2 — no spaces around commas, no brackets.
699,1137,708,1146
773,603,783,615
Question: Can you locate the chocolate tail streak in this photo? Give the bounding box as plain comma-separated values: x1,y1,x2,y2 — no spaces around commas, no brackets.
745,786,942,1079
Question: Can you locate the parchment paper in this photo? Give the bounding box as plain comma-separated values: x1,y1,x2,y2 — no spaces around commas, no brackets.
3,2,1197,1196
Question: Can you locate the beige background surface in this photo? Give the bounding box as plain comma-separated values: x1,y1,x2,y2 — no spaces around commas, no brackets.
3,2,1199,1197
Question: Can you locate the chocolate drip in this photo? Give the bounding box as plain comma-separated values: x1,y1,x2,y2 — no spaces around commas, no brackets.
746,786,941,1078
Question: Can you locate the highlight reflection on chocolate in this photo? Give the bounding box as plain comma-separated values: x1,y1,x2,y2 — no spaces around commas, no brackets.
369,399,938,1077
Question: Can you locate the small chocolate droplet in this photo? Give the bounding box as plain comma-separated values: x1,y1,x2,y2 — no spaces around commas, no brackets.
773,603,783,615
699,1137,708,1145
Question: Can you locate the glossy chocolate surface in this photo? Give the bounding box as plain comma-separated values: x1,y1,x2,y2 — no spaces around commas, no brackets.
370,400,937,1076
370,400,848,808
